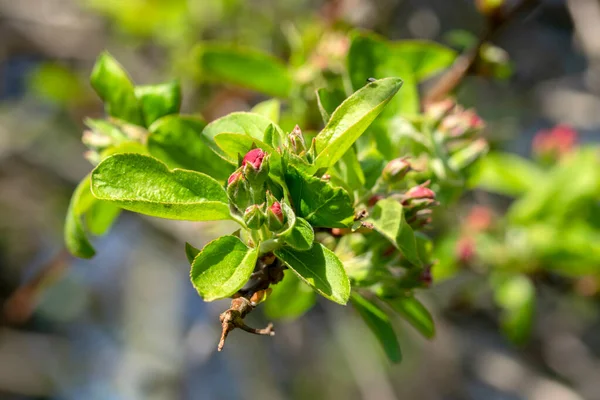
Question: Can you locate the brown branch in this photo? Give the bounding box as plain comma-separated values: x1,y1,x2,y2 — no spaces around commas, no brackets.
423,0,541,105
216,253,285,352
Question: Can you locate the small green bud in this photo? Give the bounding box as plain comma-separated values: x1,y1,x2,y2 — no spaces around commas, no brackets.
227,169,250,212
243,204,266,230
382,158,411,183
288,125,307,155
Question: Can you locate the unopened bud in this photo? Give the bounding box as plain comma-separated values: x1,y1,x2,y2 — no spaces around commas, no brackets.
288,125,307,154
405,185,436,201
266,201,286,232
243,204,266,230
227,169,250,212
448,138,489,170
382,158,411,183
242,148,270,189
532,124,578,161
425,99,456,122
440,109,485,139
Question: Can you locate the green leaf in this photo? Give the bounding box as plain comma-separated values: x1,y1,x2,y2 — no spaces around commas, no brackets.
275,243,350,305
281,217,314,251
148,115,235,181
393,41,457,80
64,176,97,259
351,292,402,363
90,51,143,125
469,152,543,196
195,44,292,97
316,87,345,123
348,34,418,119
91,153,231,221
384,296,435,339
85,201,121,236
285,164,355,228
331,148,366,193
251,99,281,124
493,274,535,345
134,81,181,127
314,77,403,169
203,112,284,158
185,242,201,264
190,236,258,301
264,270,317,319
367,198,421,266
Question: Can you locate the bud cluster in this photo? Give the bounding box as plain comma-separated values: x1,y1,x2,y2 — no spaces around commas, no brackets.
402,182,438,230
532,124,578,163
227,148,288,233
424,99,489,171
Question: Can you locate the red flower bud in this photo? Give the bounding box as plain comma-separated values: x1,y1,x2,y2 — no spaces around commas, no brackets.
405,185,436,200
242,148,266,170
269,202,283,222
227,170,243,186
532,124,578,160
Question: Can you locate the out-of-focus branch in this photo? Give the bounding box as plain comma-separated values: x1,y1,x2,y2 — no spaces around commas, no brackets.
423,0,541,105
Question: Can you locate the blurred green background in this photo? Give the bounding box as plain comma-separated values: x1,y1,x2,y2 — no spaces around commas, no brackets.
1,0,599,399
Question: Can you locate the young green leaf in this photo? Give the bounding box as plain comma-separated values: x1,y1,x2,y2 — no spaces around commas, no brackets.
351,292,402,363
251,99,281,124
384,296,435,339
85,200,121,236
65,175,97,259
195,44,292,97
275,243,350,305
185,242,201,264
331,148,366,193
264,270,317,319
348,34,418,120
202,112,284,158
91,153,231,221
148,115,235,181
367,198,421,266
285,165,355,228
90,52,143,126
190,236,259,301
134,81,181,127
280,217,314,251
313,77,403,169
316,87,345,123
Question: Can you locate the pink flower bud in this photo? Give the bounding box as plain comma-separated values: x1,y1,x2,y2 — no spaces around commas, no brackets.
227,170,243,186
425,99,456,121
269,202,283,223
242,148,266,170
405,185,436,200
532,124,578,160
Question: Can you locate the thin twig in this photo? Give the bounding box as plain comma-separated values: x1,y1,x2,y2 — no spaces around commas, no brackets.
423,0,541,105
